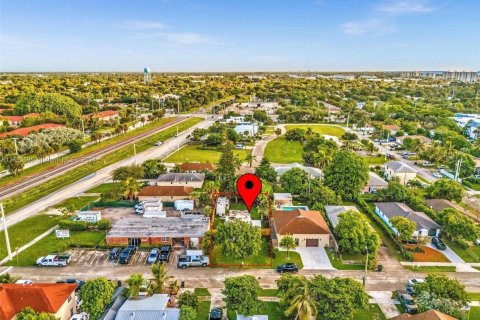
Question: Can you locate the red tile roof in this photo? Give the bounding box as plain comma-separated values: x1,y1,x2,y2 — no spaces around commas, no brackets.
83,110,119,119
138,185,194,197
5,116,24,122
0,123,64,138
0,283,76,320
24,113,40,118
390,310,457,320
179,162,217,172
273,209,332,235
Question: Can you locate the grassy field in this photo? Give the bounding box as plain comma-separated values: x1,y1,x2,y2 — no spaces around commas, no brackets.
197,301,211,320
284,124,345,137
228,202,261,220
469,292,480,301
194,288,211,296
5,231,105,266
163,144,248,163
85,183,118,193
263,137,303,163
2,118,202,214
0,214,64,261
404,265,456,272
470,307,480,320
353,304,387,320
227,302,283,320
326,250,365,270
258,288,278,297
363,156,388,165
211,238,303,269
443,238,480,262
52,196,99,211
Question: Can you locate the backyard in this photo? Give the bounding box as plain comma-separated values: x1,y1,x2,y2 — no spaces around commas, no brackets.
163,144,248,163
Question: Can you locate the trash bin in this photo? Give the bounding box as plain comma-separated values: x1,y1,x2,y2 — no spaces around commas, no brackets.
377,265,383,272
181,281,185,288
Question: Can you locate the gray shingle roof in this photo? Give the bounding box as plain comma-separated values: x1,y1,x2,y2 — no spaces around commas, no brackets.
324,206,360,228
274,163,323,178
157,173,205,183
115,294,179,320
367,172,388,187
385,161,416,173
375,202,440,230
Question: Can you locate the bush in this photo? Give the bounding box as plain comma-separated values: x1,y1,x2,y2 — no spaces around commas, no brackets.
68,140,83,153
454,237,470,249
59,219,88,231
402,250,414,261
96,219,111,230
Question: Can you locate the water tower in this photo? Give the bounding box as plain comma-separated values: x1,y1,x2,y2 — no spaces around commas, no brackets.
144,67,152,84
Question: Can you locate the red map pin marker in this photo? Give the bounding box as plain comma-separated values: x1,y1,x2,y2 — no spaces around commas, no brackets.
237,173,262,212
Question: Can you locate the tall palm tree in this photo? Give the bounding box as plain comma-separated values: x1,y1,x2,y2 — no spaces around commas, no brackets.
127,273,145,299
122,177,140,200
149,262,173,294
284,280,317,320
0,273,19,283
245,151,256,167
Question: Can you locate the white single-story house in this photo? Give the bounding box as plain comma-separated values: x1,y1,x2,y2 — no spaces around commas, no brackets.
384,161,417,185
274,163,323,179
324,205,360,229
115,294,179,320
363,172,388,193
156,173,205,188
374,202,441,238
234,123,259,136
273,193,293,208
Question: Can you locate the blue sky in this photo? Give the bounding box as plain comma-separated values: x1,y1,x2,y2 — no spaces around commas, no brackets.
1,0,479,72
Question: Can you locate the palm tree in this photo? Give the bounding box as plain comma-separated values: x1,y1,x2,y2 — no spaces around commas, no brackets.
280,235,297,259
127,273,145,299
306,127,313,137
284,279,317,320
0,273,19,283
245,151,256,167
122,177,140,200
149,262,173,294
367,142,375,155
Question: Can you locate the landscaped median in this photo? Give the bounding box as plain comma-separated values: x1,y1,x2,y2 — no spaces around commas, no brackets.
2,117,203,214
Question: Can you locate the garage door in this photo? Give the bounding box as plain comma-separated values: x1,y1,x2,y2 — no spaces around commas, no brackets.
306,239,319,247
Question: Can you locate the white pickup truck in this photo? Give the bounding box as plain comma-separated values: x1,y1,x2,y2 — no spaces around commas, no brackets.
36,254,70,267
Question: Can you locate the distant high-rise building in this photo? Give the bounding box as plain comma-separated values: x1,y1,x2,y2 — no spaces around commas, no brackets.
144,67,152,84
401,70,479,82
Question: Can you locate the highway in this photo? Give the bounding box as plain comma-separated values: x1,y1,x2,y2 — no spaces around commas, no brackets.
0,116,214,231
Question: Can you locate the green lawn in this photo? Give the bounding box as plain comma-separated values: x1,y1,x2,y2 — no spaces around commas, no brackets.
5,231,105,266
443,238,480,262
85,183,118,193
258,288,278,297
470,307,480,320
197,301,211,320
0,214,64,261
353,304,387,320
468,292,480,301
404,265,456,272
163,144,248,163
211,238,303,269
363,156,388,165
2,118,202,215
229,202,261,220
264,137,303,163
52,196,99,211
285,124,345,137
227,302,284,320
194,288,211,296
326,250,365,270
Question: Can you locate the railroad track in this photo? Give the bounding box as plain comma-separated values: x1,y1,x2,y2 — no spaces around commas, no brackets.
0,116,188,200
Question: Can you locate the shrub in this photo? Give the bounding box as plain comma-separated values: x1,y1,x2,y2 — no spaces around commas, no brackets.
402,250,414,261
59,219,88,231
454,237,470,249
68,140,83,153
96,219,111,230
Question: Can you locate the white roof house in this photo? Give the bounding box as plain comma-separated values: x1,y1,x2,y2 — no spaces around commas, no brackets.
115,294,179,320
324,205,360,229
234,123,259,136
274,163,323,179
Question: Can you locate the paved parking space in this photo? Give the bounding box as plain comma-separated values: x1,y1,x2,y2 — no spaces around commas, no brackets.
294,247,334,270
67,249,177,267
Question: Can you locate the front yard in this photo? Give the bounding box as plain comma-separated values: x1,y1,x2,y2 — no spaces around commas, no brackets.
326,250,365,270
163,144,248,163
404,244,450,262
227,302,284,320
284,124,345,137
443,238,480,262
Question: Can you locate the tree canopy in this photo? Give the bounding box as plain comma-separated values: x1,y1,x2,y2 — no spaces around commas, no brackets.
79,277,115,319
425,179,464,202
223,275,261,316
335,210,380,257
15,93,82,118
215,220,262,258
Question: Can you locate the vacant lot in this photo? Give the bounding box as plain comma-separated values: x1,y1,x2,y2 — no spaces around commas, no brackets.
263,137,303,163
285,124,345,137
163,144,248,163
53,196,99,211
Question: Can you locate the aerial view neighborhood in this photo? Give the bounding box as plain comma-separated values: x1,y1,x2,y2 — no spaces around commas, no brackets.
0,1,479,320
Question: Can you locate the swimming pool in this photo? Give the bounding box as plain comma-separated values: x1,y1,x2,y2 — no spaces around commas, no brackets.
280,205,309,211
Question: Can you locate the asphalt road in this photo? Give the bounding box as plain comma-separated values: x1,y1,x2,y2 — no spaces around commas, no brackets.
0,116,213,231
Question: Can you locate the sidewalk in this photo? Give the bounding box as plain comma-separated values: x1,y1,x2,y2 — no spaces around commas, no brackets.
400,261,480,273
368,291,400,319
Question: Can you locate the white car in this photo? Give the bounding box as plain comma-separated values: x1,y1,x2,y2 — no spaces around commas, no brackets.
154,141,163,146
15,279,33,284
475,238,480,245
432,172,442,178
408,278,424,286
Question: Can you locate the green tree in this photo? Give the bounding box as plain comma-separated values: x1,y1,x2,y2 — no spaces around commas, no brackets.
335,210,380,257
284,277,317,320
324,150,369,200
112,164,144,181
179,306,197,320
245,151,256,167
415,273,469,306
0,273,19,283
254,158,277,183
390,216,416,242
204,133,223,146
79,277,115,320
275,128,282,136
215,220,262,258
448,153,475,178
127,273,145,299
215,143,241,192
149,262,173,294
90,131,102,144
178,290,199,309
142,159,167,179
307,184,342,211
374,182,409,202
0,153,24,175
279,168,309,195
280,235,297,259
14,93,82,118
223,275,261,316
67,139,82,153
425,179,464,202
416,291,465,319
15,307,57,320
122,177,141,200
438,208,480,242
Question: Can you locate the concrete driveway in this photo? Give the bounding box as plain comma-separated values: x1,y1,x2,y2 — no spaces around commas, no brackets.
295,247,335,270
426,242,465,263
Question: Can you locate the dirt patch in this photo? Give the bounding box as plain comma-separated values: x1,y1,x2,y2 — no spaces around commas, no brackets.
95,207,139,224
405,245,450,262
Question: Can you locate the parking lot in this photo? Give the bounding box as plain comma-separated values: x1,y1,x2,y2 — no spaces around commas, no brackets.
67,249,178,267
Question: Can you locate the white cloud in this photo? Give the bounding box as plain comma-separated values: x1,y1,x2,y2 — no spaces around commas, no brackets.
121,20,167,29
377,0,437,15
341,19,394,35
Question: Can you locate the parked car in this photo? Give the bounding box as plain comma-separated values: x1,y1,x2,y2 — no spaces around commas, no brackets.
276,263,298,273
396,290,418,314
432,237,446,250
408,278,424,287
109,247,121,261
177,255,209,269
159,245,172,262
36,255,70,267
209,308,223,320
433,172,442,178
406,285,416,296
475,238,480,245
155,141,163,146
147,248,160,264
15,279,33,284
119,247,135,264
70,313,89,320
423,161,434,167
235,143,244,149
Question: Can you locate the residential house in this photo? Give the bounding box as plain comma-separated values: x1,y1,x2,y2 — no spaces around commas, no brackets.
425,199,457,214
0,123,65,138
225,116,246,124
324,205,360,229
115,294,179,320
396,135,432,146
234,123,258,136
106,216,210,248
390,309,457,320
137,186,194,201
272,209,333,247
383,124,401,135
374,202,441,238
0,283,77,320
91,110,120,122
274,163,323,179
237,315,268,320
273,193,293,208
156,173,205,188
364,172,388,193
4,116,24,126
179,162,216,173
384,161,417,185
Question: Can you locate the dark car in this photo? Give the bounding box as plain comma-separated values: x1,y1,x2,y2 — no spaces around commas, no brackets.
432,237,446,250
209,308,223,320
119,248,134,264
109,247,121,260
159,245,172,262
126,245,137,253
406,286,416,296
396,290,418,314
276,263,298,273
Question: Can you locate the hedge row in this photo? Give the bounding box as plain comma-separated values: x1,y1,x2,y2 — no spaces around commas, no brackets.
59,219,111,231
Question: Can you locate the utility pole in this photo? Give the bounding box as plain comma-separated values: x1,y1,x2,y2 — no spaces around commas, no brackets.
177,125,179,151
11,138,18,154
384,132,390,160
363,245,369,287
454,158,463,182
177,100,180,115
133,144,137,165
81,118,85,136
1,202,12,261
